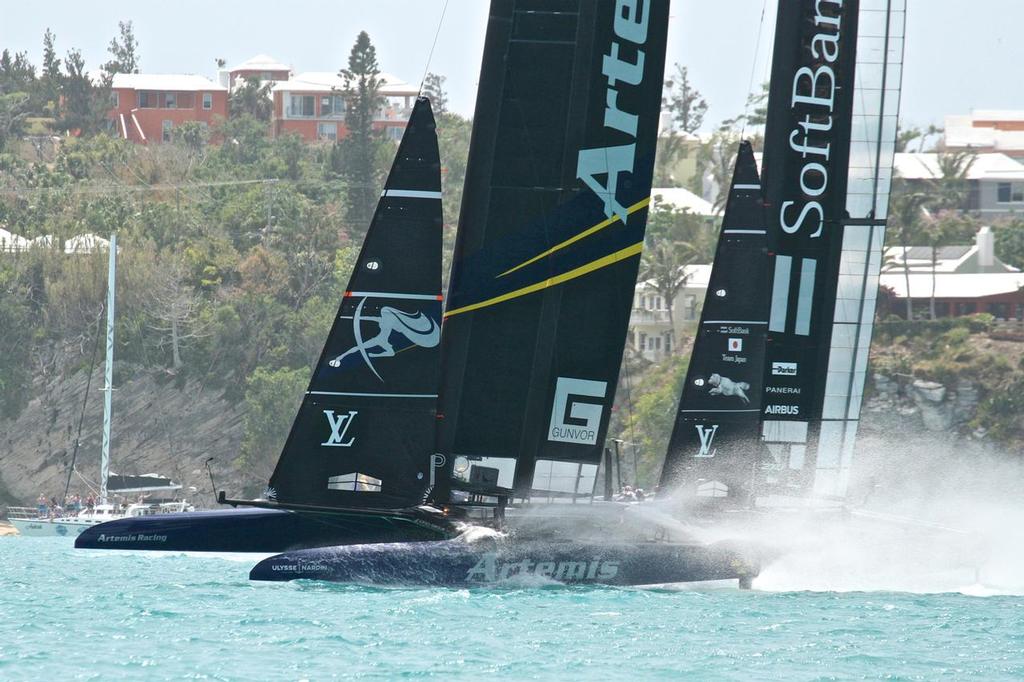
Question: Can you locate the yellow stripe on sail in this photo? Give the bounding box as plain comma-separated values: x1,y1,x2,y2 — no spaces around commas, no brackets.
444,241,644,319
497,197,651,278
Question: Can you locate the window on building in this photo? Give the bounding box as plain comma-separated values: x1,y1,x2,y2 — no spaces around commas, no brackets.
202,93,213,110
997,183,1024,203
110,91,119,108
260,71,272,81
320,95,345,118
317,122,338,141
138,91,157,108
164,92,177,109
386,126,404,142
162,120,173,142
288,94,315,118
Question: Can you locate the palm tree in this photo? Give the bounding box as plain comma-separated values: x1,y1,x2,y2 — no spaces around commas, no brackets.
640,236,698,355
887,177,928,319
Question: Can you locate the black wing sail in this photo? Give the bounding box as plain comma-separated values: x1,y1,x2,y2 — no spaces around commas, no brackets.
268,97,443,509
434,0,670,501
757,0,905,501
659,142,770,504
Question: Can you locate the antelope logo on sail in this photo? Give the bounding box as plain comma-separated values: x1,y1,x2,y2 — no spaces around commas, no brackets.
548,377,608,446
694,424,719,458
321,410,358,448
576,0,651,221
327,297,441,381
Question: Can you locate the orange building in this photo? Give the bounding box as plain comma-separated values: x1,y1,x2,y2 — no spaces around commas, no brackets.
109,73,228,144
270,72,419,142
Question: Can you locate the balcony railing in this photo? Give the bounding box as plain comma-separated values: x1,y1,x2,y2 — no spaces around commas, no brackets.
630,309,671,324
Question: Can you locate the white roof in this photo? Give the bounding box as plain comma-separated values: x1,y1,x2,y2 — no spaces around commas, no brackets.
880,272,1024,299
64,233,110,254
111,73,227,92
945,113,1024,153
893,152,1024,181
651,187,716,216
272,71,416,95
0,228,30,252
229,54,290,73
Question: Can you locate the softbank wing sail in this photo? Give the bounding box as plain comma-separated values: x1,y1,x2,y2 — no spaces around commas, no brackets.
268,97,443,509
759,0,905,501
435,0,670,500
659,142,770,504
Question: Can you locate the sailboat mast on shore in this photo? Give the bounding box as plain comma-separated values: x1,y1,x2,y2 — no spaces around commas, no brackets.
99,233,116,505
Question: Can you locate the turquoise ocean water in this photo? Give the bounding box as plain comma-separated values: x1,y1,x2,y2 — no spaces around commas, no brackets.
1,537,1022,680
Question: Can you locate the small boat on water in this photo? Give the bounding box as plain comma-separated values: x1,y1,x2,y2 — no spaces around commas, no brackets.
12,236,193,538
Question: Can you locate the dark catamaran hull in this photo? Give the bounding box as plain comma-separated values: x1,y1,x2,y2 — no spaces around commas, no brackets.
74,507,453,553
249,538,760,587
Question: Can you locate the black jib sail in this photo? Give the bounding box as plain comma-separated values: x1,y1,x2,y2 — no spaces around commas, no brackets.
268,97,443,509
758,0,905,501
659,142,770,504
433,0,670,502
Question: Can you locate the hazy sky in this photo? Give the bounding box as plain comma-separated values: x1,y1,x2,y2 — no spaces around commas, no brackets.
1,1,1021,133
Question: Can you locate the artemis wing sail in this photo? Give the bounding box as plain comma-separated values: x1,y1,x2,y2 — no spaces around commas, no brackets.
268,97,443,509
433,0,670,502
659,142,770,504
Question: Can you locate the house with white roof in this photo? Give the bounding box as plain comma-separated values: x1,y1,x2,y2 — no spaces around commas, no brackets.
0,228,30,253
880,226,1024,320
650,187,716,217
944,110,1024,161
271,71,420,142
894,151,1024,218
224,54,291,89
108,73,228,144
630,264,713,362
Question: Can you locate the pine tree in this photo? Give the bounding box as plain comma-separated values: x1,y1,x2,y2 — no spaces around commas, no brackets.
103,20,140,75
421,73,448,114
56,50,110,136
336,31,385,232
40,29,62,115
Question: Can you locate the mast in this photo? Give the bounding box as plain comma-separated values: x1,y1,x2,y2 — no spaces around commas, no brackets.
433,0,670,503
99,233,116,505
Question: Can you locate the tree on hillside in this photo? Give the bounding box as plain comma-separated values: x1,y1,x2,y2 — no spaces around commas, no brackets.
229,75,273,121
148,259,207,371
995,218,1024,271
656,64,707,187
0,92,31,152
335,31,386,231
103,20,140,75
39,29,62,116
55,50,111,136
0,49,36,94
421,72,448,114
663,64,707,135
888,177,929,319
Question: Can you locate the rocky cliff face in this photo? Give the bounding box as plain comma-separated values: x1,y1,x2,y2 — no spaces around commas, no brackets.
0,363,256,508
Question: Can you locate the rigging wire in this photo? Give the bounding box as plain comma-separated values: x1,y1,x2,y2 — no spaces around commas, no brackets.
741,0,771,140
418,0,452,97
61,307,104,504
